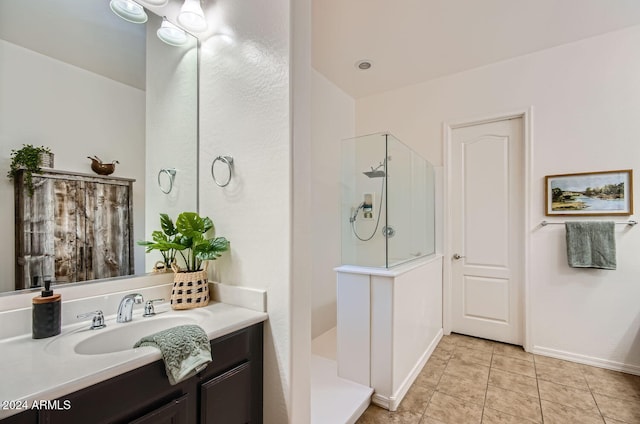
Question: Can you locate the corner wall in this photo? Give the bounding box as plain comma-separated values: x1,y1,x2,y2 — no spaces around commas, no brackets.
355,25,640,371
197,0,301,421
310,70,355,338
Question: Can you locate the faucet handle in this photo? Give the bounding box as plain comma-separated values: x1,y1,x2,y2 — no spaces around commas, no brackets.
143,299,165,317
77,310,106,330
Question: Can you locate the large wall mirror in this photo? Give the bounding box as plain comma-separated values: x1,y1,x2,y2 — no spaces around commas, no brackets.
0,0,199,295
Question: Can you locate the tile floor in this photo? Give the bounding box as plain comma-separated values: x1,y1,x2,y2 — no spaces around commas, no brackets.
356,333,640,424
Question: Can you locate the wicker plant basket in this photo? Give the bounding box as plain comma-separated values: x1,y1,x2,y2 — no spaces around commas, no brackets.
152,260,172,273
39,152,54,168
170,262,210,310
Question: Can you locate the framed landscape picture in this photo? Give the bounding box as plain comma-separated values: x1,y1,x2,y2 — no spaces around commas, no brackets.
545,169,633,216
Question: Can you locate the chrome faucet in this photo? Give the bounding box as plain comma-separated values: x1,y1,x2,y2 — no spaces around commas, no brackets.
116,293,144,323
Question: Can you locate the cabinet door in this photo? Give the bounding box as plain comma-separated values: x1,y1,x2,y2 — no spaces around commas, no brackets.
15,175,80,288
129,394,189,424
15,171,134,287
200,362,252,424
15,175,56,289
83,182,131,280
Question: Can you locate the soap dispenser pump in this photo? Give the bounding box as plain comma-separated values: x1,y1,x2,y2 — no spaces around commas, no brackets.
32,279,61,339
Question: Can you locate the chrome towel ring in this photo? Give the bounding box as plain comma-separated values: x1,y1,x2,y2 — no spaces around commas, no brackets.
211,156,234,187
158,168,176,194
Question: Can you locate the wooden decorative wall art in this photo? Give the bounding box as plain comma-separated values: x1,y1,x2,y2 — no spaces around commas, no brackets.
14,169,135,290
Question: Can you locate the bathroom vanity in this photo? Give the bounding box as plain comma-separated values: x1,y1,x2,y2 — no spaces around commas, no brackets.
2,323,263,424
0,280,268,424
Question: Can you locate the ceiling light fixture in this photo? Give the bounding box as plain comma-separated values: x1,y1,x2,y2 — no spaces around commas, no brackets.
178,0,208,32
109,0,148,24
355,60,372,70
157,17,188,46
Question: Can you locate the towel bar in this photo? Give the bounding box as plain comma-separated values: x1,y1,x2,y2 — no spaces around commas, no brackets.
541,220,637,226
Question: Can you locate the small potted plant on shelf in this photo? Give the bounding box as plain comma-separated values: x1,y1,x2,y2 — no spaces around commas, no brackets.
138,212,230,310
6,144,53,196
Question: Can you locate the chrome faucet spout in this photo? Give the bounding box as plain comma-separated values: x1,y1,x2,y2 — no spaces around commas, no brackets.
116,293,144,323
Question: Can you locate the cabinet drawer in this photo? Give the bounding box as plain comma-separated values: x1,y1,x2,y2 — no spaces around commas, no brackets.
202,329,251,378
129,393,189,424
40,361,194,424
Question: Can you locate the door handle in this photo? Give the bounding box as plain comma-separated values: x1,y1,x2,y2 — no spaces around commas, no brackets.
452,253,465,260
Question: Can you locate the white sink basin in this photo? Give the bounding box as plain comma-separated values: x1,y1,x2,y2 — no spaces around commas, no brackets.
75,315,198,355
45,309,210,356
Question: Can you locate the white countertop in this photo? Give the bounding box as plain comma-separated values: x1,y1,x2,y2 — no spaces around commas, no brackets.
0,301,267,419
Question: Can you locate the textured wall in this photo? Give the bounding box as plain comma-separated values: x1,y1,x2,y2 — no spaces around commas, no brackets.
197,0,295,421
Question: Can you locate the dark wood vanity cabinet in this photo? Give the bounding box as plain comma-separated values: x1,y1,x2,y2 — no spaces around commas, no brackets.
2,324,263,424
14,169,135,290
1,411,37,424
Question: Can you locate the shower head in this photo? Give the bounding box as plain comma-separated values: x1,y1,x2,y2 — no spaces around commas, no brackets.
363,170,386,178
363,161,386,178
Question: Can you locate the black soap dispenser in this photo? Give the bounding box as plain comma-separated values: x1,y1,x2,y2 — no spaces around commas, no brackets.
32,279,61,339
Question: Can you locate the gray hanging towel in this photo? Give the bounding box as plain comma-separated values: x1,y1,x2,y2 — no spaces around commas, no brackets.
565,221,616,270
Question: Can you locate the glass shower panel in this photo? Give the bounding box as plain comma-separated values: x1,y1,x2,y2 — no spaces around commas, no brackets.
341,133,435,268
385,135,410,267
341,133,387,267
386,135,435,267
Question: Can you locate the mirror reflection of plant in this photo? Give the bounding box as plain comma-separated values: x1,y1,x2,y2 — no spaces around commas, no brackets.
138,212,230,272
7,144,52,196
138,213,178,269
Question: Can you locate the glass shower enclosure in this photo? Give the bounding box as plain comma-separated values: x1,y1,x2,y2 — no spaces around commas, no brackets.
341,133,435,268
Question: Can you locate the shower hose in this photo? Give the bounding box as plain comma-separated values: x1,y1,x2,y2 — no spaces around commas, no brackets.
351,177,385,242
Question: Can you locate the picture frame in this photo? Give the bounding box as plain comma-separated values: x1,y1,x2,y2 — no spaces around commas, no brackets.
545,169,633,216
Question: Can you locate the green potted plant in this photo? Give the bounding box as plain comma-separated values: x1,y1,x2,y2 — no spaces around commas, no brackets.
7,144,53,196
138,212,230,310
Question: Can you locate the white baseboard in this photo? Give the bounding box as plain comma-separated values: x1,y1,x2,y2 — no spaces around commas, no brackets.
532,346,640,376
371,393,391,410
372,328,444,411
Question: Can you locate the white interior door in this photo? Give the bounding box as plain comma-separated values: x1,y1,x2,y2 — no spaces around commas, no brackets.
450,117,523,345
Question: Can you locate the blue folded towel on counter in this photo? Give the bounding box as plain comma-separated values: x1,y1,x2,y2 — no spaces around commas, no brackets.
134,324,212,385
565,221,616,270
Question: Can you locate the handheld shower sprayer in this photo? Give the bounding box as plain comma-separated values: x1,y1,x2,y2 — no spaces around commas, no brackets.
350,202,365,223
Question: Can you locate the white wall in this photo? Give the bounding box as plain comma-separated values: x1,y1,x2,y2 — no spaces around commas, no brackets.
356,25,640,371
0,40,145,293
310,70,355,338
197,0,311,421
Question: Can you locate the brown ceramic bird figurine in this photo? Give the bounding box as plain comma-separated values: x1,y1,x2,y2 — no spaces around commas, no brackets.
88,156,119,175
